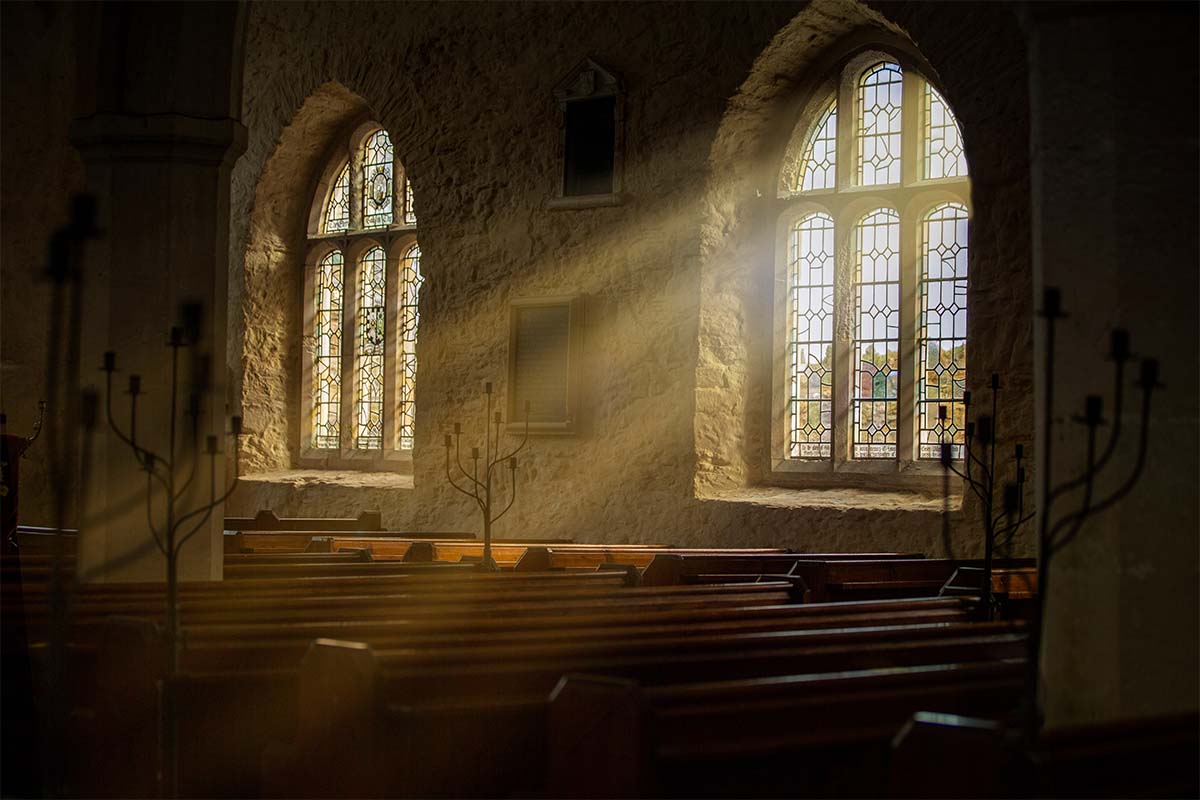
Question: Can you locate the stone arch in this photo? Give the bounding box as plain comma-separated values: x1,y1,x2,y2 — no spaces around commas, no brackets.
693,0,1033,536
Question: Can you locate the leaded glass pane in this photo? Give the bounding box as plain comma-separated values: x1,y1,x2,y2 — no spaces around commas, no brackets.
323,163,350,233
856,62,903,186
923,84,967,180
918,203,969,459
788,213,834,458
852,208,900,459
403,176,417,226
362,130,394,230
397,244,422,451
355,247,387,449
797,99,837,193
312,251,344,448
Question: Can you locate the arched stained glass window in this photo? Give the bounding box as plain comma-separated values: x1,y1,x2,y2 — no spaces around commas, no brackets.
923,85,967,180
772,51,970,473
852,208,901,459
313,250,344,449
355,247,387,450
362,130,394,230
323,163,350,233
305,122,421,466
788,213,835,458
918,202,969,459
798,100,837,192
398,244,422,450
856,62,903,186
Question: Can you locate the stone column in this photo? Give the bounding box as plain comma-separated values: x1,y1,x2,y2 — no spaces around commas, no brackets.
70,1,247,582
1025,3,1199,725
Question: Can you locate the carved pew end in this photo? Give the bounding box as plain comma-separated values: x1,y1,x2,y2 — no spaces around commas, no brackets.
547,674,648,798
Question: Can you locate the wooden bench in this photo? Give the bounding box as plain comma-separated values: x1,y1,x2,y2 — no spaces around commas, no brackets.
547,658,1028,798
787,558,1036,603
640,552,925,586
272,620,1025,797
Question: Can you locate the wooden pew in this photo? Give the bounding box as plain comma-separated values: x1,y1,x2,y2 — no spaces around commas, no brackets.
274,620,1026,797
224,509,385,532
786,558,1037,603
640,552,925,586
547,659,1028,798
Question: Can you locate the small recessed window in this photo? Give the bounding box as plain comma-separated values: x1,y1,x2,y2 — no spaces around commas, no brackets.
508,297,582,435
551,59,623,208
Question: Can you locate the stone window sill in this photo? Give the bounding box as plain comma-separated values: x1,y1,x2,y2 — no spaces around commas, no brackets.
703,485,961,513
546,193,623,210
236,469,414,492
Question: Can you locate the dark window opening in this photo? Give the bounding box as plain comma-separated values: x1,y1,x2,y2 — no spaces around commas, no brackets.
563,96,616,197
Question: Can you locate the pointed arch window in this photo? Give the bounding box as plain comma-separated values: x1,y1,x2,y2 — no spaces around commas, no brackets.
773,53,971,476
301,123,421,468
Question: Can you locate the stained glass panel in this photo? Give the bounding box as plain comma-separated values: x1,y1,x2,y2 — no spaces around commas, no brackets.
918,203,969,459
323,163,350,233
923,84,967,180
856,62,903,186
852,208,900,459
788,213,834,458
797,99,837,193
355,247,387,449
403,176,417,226
361,130,394,230
312,251,344,448
397,244,422,451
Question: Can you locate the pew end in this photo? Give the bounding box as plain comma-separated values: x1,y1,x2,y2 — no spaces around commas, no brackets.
547,674,648,798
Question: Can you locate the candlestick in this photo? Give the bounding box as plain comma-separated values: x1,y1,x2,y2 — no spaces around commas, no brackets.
484,382,493,395
471,447,479,459
103,351,116,372
990,373,1000,390
963,390,972,407
129,375,141,395
1084,395,1103,425
231,415,243,436
938,405,948,421
1139,358,1159,388
1111,329,1130,361
454,422,462,434
169,326,184,347
1043,287,1062,317
444,433,452,447
494,411,502,424
206,435,218,454
509,456,517,470
1015,443,1024,459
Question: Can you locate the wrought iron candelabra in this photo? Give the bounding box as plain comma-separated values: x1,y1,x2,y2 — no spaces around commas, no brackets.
100,307,242,797
443,382,530,570
938,287,1160,741
937,374,1033,619
1023,287,1160,739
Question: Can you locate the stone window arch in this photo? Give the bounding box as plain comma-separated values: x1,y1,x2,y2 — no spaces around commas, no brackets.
300,121,420,469
772,50,971,475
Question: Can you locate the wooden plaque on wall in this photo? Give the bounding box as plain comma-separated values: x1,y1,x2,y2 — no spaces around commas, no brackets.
508,297,580,434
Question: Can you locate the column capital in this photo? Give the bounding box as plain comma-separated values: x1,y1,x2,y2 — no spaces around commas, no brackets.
69,113,247,167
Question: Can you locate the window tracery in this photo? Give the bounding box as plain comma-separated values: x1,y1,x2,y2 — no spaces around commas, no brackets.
774,54,971,474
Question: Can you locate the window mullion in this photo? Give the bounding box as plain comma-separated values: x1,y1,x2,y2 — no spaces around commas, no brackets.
897,72,922,464
339,253,358,456
383,252,400,456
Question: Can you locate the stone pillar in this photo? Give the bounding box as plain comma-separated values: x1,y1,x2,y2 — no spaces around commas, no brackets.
1025,3,1198,725
70,2,247,582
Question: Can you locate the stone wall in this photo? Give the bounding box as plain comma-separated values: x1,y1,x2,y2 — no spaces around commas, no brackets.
0,3,86,526
228,0,1034,557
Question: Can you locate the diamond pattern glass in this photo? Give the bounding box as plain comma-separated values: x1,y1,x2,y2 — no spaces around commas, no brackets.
856,62,903,186
312,250,344,448
923,83,967,180
788,213,835,458
852,208,900,459
362,130,394,230
797,99,837,193
919,203,969,459
355,247,387,449
397,244,422,451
